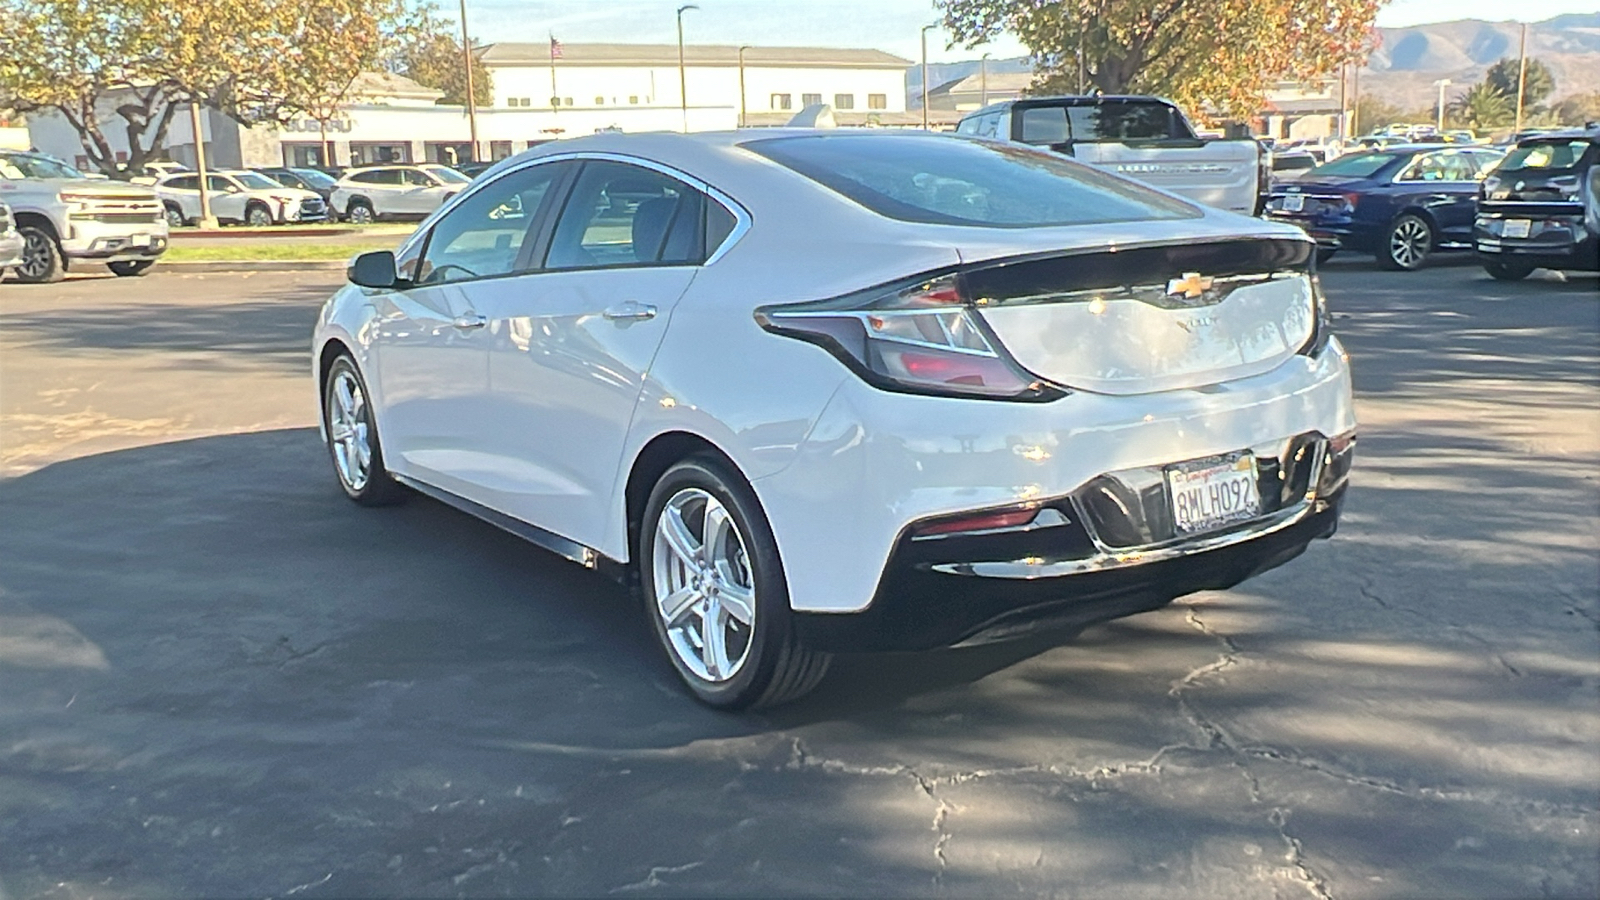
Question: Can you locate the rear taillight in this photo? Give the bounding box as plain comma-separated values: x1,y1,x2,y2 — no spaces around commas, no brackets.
754,274,1060,401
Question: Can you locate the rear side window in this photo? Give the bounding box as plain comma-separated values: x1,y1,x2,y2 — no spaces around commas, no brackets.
1499,140,1594,173
544,161,709,270
746,133,1199,228
350,169,396,185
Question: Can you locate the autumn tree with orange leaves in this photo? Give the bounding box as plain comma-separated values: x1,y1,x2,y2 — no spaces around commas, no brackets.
939,0,1384,118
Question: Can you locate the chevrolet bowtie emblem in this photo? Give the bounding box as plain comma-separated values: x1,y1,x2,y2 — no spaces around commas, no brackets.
1166,272,1214,299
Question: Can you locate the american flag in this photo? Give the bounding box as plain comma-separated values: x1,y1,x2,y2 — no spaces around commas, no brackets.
549,35,563,59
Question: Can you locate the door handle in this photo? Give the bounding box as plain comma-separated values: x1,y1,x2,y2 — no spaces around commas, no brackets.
452,313,487,330
603,302,657,321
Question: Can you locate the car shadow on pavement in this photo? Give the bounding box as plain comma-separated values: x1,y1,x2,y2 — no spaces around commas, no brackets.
0,283,333,374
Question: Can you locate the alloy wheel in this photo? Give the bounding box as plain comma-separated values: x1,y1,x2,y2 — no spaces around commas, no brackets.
326,370,372,492
165,206,185,229
651,487,757,683
1388,217,1431,269
348,204,374,224
246,206,273,227
17,230,54,280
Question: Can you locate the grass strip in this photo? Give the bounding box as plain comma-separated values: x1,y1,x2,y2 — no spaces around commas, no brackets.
163,240,398,262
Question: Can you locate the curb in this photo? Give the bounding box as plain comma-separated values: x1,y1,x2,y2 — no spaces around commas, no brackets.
156,260,347,274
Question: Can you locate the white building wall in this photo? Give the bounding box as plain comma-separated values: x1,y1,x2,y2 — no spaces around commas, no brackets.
487,63,906,116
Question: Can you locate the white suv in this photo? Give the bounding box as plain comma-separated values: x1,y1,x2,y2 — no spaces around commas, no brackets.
155,171,328,227
329,164,472,223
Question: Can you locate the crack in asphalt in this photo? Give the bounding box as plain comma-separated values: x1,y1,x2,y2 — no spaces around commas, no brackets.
1271,808,1334,900
1361,579,1529,678
609,861,704,893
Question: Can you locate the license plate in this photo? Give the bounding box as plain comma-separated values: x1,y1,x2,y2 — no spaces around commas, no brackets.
1502,219,1531,239
128,233,150,248
1281,193,1305,213
1166,453,1262,535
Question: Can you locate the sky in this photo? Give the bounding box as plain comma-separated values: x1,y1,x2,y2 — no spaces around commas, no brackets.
461,0,1600,64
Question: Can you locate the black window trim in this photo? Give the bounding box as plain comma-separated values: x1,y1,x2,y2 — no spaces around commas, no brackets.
390,151,750,290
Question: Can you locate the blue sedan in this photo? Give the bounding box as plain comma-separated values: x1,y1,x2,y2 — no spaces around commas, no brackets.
1264,145,1505,270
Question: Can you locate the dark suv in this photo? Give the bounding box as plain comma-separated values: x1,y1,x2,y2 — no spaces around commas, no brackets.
1474,127,1600,280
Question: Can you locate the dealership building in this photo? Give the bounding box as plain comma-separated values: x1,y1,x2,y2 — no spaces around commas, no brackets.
28,43,914,172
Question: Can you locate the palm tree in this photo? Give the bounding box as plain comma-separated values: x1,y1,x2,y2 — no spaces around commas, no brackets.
1449,82,1512,132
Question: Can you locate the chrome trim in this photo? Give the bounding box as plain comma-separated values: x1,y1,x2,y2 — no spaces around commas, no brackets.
973,270,1303,311
930,438,1328,580
391,473,599,569
399,149,753,266
910,507,1071,543
931,499,1315,579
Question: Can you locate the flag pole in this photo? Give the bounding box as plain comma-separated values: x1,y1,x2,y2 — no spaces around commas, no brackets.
549,33,560,113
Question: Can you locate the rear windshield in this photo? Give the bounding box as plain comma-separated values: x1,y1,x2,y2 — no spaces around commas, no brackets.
746,134,1199,228
1307,152,1396,179
1499,139,1594,173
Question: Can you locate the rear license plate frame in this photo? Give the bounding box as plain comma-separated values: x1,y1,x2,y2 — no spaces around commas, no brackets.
1165,451,1262,536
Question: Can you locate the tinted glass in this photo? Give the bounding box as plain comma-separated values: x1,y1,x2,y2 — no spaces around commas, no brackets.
747,134,1199,228
423,165,472,185
1307,152,1396,179
234,172,281,190
545,162,707,269
1018,107,1067,144
207,175,235,191
417,163,561,285
291,168,337,189
1500,139,1594,173
1068,102,1189,141
351,169,395,185
0,153,84,179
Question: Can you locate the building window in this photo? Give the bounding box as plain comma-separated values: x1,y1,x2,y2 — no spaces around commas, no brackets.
551,97,562,107
868,93,887,110
629,95,639,104
595,96,605,105
563,97,573,106
834,93,855,110
802,93,822,107
490,140,513,160
771,93,791,110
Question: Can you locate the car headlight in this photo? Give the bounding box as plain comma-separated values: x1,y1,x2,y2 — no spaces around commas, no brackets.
755,273,1059,401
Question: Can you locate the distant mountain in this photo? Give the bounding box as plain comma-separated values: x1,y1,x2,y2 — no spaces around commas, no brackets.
913,15,1600,113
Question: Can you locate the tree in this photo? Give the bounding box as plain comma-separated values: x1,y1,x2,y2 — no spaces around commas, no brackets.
394,19,492,107
1552,91,1600,126
1449,82,1512,132
1484,56,1555,112
0,0,416,176
1353,94,1404,135
939,0,1383,117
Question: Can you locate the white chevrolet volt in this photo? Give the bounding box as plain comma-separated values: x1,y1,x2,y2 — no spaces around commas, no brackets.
313,130,1356,709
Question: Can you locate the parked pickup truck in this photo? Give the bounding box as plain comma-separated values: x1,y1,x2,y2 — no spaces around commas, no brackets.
957,95,1266,215
0,150,169,283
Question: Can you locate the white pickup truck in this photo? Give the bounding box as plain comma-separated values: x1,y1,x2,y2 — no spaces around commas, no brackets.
0,150,169,282
957,95,1267,215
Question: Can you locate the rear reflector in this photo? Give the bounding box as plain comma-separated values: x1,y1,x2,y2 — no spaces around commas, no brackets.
913,507,1041,538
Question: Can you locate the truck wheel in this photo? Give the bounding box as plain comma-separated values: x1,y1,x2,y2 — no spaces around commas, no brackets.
108,260,155,277
345,199,375,225
1483,260,1534,281
163,203,187,229
14,225,65,284
245,203,274,227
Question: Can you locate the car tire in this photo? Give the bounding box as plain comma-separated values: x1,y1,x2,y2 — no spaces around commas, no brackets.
244,203,274,227
322,354,406,507
1379,214,1434,271
163,203,187,229
1483,260,1535,281
13,225,65,284
346,200,375,225
107,260,154,277
641,456,830,710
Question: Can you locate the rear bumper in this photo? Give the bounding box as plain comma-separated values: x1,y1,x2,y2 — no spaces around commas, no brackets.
795,428,1350,653
1474,213,1599,271
1264,214,1362,251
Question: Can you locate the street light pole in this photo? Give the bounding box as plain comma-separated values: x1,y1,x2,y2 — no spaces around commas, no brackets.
980,52,990,107
459,0,479,162
677,4,698,133
920,24,935,131
189,101,217,229
738,45,750,128
1514,22,1529,135
1433,79,1451,132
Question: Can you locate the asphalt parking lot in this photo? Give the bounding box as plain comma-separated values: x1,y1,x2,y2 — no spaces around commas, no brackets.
1,259,1596,899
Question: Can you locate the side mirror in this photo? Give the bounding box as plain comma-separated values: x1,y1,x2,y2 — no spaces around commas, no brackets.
348,250,400,289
